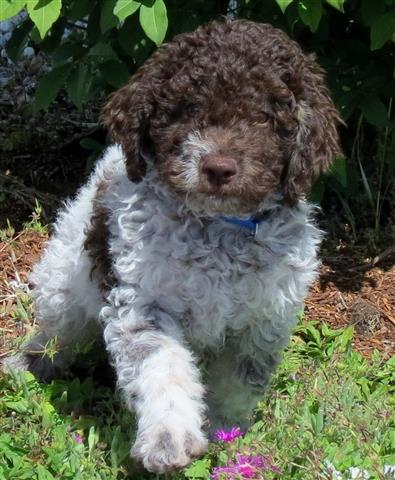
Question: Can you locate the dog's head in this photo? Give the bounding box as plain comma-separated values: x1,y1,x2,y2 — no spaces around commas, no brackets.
102,20,341,216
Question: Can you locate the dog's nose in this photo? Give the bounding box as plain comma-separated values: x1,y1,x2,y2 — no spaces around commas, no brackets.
201,154,238,186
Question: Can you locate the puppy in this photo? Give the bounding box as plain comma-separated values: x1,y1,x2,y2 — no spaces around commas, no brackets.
6,20,341,473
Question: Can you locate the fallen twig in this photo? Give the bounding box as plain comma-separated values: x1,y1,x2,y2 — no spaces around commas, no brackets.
349,246,395,272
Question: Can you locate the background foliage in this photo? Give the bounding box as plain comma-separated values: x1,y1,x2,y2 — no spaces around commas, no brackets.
1,0,395,243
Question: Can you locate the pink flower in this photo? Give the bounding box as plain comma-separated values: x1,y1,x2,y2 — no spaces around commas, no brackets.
237,465,256,478
211,465,241,480
214,427,244,442
74,433,84,444
211,453,281,479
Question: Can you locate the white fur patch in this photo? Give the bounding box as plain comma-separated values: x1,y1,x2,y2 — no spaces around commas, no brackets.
178,131,215,189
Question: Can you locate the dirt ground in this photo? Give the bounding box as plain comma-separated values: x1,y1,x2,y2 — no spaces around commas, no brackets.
1,229,394,362
305,243,395,360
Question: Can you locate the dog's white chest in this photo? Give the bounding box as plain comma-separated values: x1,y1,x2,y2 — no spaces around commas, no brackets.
108,180,320,348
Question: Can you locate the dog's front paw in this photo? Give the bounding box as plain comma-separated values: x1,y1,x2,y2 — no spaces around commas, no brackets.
132,425,207,473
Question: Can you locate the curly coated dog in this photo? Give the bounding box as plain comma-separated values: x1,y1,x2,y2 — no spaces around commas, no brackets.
6,19,341,472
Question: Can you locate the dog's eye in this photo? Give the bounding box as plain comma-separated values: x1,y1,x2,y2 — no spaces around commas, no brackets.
275,121,294,138
281,71,291,84
257,111,270,123
185,103,200,117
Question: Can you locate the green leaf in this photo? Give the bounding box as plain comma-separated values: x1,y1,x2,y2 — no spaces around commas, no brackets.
114,0,140,21
357,157,374,210
119,15,152,64
306,325,321,346
361,96,389,126
309,178,325,204
66,64,92,109
52,42,86,66
4,399,30,413
30,24,43,43
98,60,130,88
36,464,55,480
38,15,67,53
336,325,354,351
184,459,211,478
325,0,344,12
88,426,99,454
275,0,294,14
5,18,33,63
0,0,26,21
41,401,55,428
110,426,122,467
66,0,96,21
109,425,129,468
139,0,168,46
87,4,101,44
100,0,118,32
0,437,27,460
298,0,323,32
360,0,385,27
89,42,118,60
330,156,347,189
34,63,72,111
370,11,395,50
311,408,324,434
27,0,62,39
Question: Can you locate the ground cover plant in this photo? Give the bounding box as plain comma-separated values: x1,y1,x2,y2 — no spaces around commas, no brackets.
1,319,394,479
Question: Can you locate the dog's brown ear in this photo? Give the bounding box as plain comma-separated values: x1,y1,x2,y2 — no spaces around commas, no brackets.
282,56,342,205
101,71,155,182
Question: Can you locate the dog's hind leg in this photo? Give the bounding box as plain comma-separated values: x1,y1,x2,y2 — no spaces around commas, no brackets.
3,146,125,381
4,244,103,382
4,187,104,381
205,345,265,431
205,327,290,431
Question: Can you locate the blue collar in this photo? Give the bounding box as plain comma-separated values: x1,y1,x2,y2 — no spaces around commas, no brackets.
220,215,265,237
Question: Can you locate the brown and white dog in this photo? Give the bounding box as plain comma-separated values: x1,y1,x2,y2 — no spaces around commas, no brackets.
6,20,341,473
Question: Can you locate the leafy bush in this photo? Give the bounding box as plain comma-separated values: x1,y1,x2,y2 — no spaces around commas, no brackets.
1,0,395,241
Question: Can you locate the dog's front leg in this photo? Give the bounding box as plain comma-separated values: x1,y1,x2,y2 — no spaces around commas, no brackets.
102,301,207,473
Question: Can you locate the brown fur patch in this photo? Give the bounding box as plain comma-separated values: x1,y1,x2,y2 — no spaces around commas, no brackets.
84,180,115,293
101,19,341,208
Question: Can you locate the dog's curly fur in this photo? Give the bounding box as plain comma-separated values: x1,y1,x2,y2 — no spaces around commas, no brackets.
6,20,341,473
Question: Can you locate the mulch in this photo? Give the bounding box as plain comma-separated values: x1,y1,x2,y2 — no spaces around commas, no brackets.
0,231,394,362
305,244,395,360
0,229,46,359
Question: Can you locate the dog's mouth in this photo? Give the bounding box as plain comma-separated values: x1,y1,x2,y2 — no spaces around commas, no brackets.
183,190,261,217
196,183,239,197
162,170,264,216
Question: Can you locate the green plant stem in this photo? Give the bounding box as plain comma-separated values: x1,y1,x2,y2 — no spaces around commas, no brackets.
375,96,393,241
